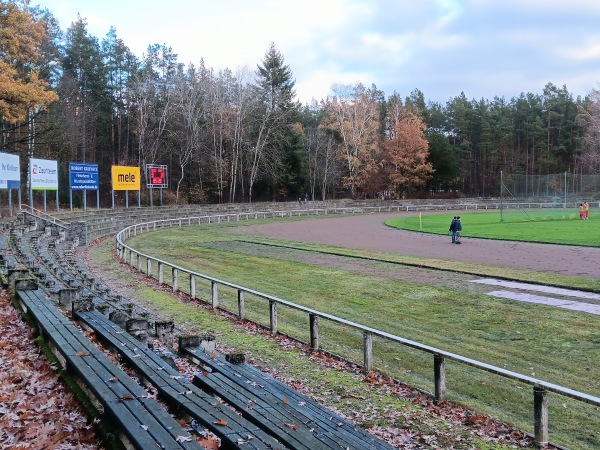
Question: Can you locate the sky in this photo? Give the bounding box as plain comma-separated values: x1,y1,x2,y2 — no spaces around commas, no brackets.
32,0,600,105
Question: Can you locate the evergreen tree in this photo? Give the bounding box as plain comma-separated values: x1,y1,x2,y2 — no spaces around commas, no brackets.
248,42,300,201
60,16,110,164
426,131,460,192
101,27,139,165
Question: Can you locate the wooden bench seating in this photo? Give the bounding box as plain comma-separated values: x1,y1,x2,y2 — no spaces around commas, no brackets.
78,305,395,450
75,309,289,450
16,289,203,450
182,347,395,450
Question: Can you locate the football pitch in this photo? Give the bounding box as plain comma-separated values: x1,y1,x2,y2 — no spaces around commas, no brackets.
385,209,600,246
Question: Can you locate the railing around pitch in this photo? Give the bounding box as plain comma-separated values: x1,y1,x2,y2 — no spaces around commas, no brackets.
115,207,600,449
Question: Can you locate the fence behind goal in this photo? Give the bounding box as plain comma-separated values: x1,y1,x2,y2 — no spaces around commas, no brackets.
501,172,600,204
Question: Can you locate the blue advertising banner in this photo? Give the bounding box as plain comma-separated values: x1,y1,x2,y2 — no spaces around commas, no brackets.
69,162,99,190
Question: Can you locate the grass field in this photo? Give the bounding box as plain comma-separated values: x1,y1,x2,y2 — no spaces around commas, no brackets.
113,219,600,450
384,209,600,246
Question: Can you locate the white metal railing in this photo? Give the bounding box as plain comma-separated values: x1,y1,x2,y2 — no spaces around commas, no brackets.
19,204,70,227
115,207,600,448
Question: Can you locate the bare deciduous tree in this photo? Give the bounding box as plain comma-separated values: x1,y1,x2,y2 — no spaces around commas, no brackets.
170,64,207,202
324,83,380,198
577,87,600,173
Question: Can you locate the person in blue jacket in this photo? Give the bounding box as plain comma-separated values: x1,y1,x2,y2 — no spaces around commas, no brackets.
455,216,462,243
449,216,457,243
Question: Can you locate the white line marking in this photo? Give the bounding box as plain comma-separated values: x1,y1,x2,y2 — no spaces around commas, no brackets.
470,279,600,301
486,290,600,315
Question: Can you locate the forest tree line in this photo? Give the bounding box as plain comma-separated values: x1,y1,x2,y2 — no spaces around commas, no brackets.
2,0,600,206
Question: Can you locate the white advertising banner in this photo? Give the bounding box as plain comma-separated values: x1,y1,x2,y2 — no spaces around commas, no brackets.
30,158,58,190
0,152,20,189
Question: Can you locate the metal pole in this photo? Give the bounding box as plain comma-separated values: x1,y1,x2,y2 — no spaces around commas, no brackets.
434,354,446,402
564,171,567,209
500,171,503,222
534,386,549,446
29,161,33,211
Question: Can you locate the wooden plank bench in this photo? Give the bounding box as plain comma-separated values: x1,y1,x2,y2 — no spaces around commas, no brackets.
15,289,203,450
182,346,396,450
75,309,289,450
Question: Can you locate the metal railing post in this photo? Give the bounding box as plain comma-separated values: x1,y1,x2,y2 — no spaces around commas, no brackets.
172,268,178,292
269,300,277,334
434,354,446,402
238,290,245,319
309,314,319,350
190,275,196,299
211,281,218,308
363,331,373,372
534,386,549,446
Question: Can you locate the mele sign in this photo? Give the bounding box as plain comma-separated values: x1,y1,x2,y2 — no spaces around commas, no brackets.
112,165,140,191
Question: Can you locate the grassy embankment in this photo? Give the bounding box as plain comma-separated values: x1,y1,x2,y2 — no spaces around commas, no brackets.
91,215,600,449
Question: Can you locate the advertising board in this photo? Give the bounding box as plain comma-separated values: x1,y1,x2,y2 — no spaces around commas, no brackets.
69,162,99,190
30,158,58,190
112,165,140,191
0,152,20,189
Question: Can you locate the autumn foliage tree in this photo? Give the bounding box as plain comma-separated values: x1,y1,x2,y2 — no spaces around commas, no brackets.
0,0,57,127
382,110,434,196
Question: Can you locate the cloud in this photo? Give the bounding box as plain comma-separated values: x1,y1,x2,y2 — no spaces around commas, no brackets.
34,0,600,104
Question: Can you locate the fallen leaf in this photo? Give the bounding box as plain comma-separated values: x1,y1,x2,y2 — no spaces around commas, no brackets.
176,435,193,442
285,423,299,430
214,419,228,426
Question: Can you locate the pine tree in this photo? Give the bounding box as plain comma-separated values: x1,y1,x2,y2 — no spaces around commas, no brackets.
246,42,300,201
